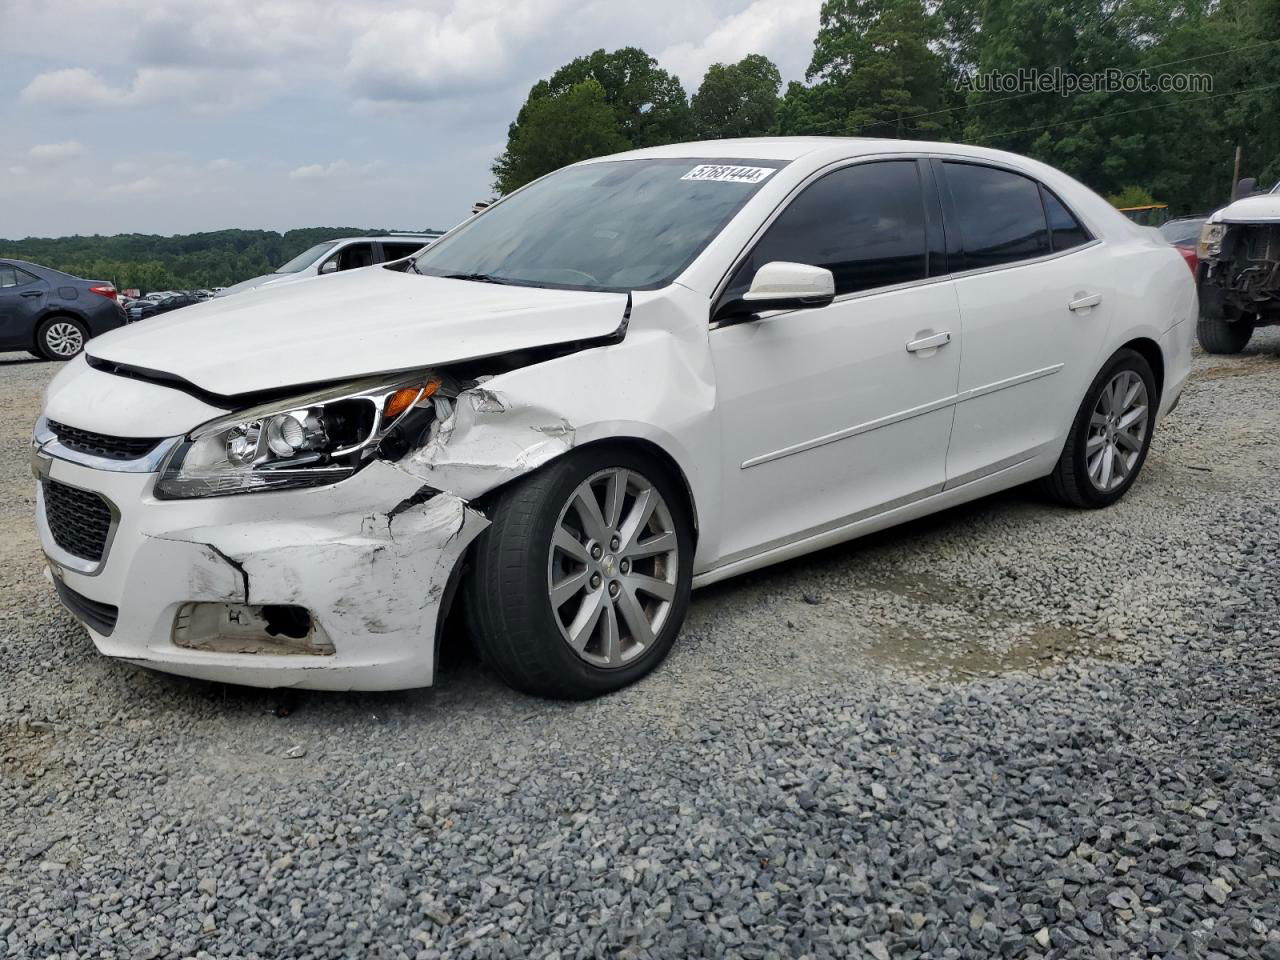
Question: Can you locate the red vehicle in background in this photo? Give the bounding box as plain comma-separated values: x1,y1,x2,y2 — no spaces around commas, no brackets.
1159,216,1207,274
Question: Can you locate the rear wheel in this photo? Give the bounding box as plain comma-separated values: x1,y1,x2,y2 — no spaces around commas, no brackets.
464,446,693,699
36,316,88,360
1040,348,1157,509
1197,311,1254,354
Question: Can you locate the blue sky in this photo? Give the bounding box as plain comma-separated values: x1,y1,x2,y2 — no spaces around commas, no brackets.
0,0,820,240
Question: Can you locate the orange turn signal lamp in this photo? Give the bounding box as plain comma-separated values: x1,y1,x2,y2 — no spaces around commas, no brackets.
382,377,442,421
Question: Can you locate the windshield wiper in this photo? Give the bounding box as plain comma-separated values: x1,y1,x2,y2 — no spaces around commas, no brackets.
442,272,513,285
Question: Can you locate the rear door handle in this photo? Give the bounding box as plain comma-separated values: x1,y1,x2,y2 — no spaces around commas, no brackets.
20,291,43,298
1069,293,1102,312
906,331,951,353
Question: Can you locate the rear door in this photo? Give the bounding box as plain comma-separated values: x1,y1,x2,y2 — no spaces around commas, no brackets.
0,263,49,347
937,160,1110,485
709,159,962,564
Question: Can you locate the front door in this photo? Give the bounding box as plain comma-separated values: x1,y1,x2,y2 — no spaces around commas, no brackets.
709,159,962,565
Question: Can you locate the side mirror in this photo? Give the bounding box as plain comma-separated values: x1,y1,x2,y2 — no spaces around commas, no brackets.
1235,177,1257,200
716,261,835,323
318,259,339,275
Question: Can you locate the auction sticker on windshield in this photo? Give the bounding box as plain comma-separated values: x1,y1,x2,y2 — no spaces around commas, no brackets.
681,164,776,184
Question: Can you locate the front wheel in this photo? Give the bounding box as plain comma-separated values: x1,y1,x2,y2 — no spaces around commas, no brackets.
464,446,693,699
1040,348,1158,509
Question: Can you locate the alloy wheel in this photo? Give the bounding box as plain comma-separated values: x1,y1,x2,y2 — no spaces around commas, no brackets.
547,467,680,668
45,322,84,358
1087,369,1148,492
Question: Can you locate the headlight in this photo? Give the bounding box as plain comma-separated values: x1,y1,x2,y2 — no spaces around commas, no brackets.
1198,222,1226,259
155,373,439,499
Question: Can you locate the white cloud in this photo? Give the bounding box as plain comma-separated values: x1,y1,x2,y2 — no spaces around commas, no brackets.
659,0,821,89
29,140,85,162
108,176,163,195
20,65,279,112
1,0,826,238
344,8,513,102
288,161,349,180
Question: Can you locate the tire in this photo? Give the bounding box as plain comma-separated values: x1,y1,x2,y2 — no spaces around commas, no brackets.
1196,313,1253,354
464,445,694,699
1040,348,1158,509
36,316,89,361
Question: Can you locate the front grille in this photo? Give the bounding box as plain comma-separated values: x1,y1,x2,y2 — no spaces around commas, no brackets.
47,419,162,462
42,480,114,563
52,578,118,636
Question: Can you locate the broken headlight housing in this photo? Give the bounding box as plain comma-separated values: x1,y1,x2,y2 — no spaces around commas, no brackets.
155,373,439,499
1198,222,1226,259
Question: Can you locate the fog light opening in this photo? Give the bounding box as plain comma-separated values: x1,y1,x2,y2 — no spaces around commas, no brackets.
173,602,334,656
262,604,311,639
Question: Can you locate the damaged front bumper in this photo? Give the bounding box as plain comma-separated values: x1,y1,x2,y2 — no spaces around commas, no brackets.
33,449,488,691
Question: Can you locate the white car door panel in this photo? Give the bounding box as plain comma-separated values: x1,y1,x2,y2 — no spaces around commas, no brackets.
712,283,962,562
946,251,1113,481
706,158,960,565
938,161,1113,484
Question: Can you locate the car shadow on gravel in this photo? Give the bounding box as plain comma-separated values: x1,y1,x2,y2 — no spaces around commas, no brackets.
111,484,1060,720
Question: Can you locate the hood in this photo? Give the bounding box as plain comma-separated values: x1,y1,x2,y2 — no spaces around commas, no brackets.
87,266,629,397
216,272,298,297
1211,192,1280,224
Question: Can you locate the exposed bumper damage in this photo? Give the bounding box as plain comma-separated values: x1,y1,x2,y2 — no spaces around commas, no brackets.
1200,222,1280,323
39,453,491,691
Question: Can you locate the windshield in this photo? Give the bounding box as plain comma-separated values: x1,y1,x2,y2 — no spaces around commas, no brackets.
412,158,785,292
275,241,338,274
1159,218,1205,245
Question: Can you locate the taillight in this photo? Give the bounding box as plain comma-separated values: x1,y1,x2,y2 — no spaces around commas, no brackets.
88,284,117,301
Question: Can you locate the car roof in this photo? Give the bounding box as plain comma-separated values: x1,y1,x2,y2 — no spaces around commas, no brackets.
326,233,443,243
582,136,1048,167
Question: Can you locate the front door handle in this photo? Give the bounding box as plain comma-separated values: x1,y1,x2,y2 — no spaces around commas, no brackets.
906,331,952,353
1069,293,1102,312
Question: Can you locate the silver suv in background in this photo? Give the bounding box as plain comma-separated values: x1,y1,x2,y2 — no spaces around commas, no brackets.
216,234,442,298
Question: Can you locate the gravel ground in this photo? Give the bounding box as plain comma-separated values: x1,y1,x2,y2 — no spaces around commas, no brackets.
2,336,1279,960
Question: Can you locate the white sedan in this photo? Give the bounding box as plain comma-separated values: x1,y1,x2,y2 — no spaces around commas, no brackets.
33,138,1195,699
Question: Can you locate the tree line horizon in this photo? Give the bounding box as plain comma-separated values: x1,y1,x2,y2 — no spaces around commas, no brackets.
5,0,1275,292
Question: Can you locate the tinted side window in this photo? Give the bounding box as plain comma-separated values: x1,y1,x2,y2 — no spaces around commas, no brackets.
381,242,424,261
726,160,927,301
944,162,1050,270
1040,186,1090,252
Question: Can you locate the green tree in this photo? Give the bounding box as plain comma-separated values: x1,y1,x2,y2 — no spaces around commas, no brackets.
491,79,632,195
0,226,440,291
536,47,692,147
779,0,953,138
690,54,782,139
492,47,692,194
1106,185,1157,208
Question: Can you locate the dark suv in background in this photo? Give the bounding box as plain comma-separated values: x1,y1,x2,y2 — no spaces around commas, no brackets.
0,260,125,360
